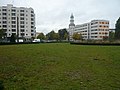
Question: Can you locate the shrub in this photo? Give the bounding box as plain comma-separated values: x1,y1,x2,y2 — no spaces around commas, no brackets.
0,80,4,90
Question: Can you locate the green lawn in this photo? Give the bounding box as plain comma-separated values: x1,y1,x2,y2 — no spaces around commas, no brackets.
0,43,120,90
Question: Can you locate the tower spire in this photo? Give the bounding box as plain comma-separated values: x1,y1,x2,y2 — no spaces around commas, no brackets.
69,13,75,28
70,13,74,19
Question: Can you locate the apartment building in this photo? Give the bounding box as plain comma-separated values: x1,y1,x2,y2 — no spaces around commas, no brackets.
0,4,36,41
68,14,109,40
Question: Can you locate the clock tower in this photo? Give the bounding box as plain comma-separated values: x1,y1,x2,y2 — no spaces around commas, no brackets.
69,13,75,41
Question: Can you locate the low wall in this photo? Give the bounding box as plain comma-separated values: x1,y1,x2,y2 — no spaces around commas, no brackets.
0,42,40,45
70,42,120,46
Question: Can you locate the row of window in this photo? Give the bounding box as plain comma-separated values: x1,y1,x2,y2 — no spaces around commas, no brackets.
0,21,29,24
2,13,7,15
5,29,34,32
20,21,34,24
83,36,87,38
91,22,98,25
82,30,87,32
19,10,34,13
2,9,7,11
91,36,98,38
91,32,108,35
91,29,109,32
12,17,16,20
77,31,87,33
99,29,109,31
77,24,88,28
99,25,109,28
91,25,109,28
0,29,34,33
0,21,16,24
91,26,98,28
11,25,16,28
0,12,34,17
91,29,98,31
2,21,7,24
91,22,109,25
0,13,33,17
82,33,87,35
0,16,34,21
20,33,34,36
75,27,87,31
0,8,34,13
11,30,34,32
91,32,98,34
0,25,34,28
99,32,108,34
99,36,109,38
99,22,109,24
2,17,7,19
20,17,34,21
7,33,34,36
0,13,16,16
2,25,7,28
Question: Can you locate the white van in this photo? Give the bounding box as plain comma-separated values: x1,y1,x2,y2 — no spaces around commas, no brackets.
16,39,23,42
33,39,40,42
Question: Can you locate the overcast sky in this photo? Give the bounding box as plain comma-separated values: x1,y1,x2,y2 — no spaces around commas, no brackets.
0,0,120,34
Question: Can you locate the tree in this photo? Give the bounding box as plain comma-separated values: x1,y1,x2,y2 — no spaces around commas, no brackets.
109,31,115,41
46,30,57,40
37,33,45,40
115,17,120,40
54,33,59,41
58,28,68,40
0,29,5,39
46,31,60,41
10,34,16,43
64,33,68,40
72,33,82,40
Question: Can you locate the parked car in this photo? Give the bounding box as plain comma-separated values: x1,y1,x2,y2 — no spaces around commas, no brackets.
32,39,40,42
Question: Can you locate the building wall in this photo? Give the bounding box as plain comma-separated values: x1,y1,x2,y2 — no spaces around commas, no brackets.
71,20,109,40
74,23,89,40
90,20,109,40
0,4,36,39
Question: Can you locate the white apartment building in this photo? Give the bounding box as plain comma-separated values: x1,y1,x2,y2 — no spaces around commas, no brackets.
0,4,36,41
68,14,109,40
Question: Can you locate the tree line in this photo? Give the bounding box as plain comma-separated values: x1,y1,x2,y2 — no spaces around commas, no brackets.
107,17,120,41
37,28,69,41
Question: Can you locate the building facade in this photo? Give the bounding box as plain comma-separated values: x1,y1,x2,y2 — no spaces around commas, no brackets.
68,14,109,40
0,4,36,41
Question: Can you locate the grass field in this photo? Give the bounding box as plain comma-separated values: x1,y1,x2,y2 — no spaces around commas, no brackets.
0,43,120,90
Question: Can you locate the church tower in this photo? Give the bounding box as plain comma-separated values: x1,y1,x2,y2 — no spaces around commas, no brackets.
69,13,75,41
69,13,75,28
